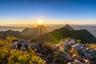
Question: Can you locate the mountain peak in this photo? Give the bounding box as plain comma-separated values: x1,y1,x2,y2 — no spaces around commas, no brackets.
64,24,74,31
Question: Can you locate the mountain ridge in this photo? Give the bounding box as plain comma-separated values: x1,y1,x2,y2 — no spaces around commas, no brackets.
38,25,96,43
0,24,96,44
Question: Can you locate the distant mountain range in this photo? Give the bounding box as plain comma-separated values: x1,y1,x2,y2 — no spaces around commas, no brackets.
0,24,96,43
0,26,24,32
71,25,96,37
0,25,48,39
1,24,96,36
21,25,48,39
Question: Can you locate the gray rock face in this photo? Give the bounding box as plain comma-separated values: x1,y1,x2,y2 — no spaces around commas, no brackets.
12,38,96,64
55,38,96,63
12,40,29,50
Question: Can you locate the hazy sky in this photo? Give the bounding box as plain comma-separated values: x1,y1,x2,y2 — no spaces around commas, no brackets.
0,0,96,25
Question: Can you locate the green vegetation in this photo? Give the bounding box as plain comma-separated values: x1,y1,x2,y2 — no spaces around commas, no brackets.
0,37,46,64
40,25,96,44
0,25,96,44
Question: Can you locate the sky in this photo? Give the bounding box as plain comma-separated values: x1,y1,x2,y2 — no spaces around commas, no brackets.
0,0,96,25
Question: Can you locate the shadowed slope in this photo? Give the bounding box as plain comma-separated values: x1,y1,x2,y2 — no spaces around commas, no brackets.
39,25,96,43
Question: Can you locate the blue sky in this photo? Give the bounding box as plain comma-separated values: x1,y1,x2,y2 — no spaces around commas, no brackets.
0,0,96,24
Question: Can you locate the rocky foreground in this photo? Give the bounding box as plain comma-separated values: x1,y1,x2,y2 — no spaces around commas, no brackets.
12,38,96,64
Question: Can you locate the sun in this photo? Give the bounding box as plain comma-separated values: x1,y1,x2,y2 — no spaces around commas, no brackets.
37,19,43,25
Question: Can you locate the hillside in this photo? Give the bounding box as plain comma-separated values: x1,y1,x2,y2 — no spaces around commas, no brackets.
39,25,96,43
21,25,48,39
0,25,48,40
0,25,96,64
0,24,96,44
0,38,46,64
